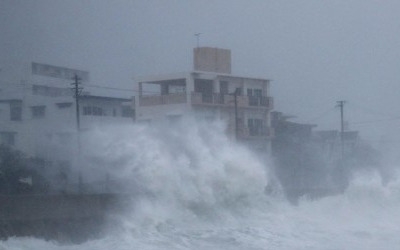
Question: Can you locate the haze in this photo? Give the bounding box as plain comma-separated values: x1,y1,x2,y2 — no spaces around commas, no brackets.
1,0,400,146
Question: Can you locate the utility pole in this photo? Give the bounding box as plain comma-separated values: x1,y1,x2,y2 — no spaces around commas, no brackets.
71,74,83,193
72,74,82,131
234,88,240,140
336,100,346,158
195,33,201,48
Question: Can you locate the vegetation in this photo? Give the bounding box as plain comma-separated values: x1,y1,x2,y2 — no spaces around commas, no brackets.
0,145,49,195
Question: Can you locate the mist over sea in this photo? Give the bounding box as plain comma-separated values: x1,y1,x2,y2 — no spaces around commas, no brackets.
1,119,399,250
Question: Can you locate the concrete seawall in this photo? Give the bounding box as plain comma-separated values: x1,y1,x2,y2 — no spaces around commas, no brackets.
0,194,130,242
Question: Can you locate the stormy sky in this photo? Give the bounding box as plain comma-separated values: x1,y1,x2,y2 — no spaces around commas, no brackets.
1,0,400,146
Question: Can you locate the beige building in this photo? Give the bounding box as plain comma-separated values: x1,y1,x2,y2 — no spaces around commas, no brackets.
135,47,273,151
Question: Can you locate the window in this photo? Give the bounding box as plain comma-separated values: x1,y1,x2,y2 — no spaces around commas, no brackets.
83,106,104,116
56,102,72,109
32,85,72,97
220,81,228,94
31,106,46,118
10,105,22,121
121,107,134,118
248,118,264,136
248,88,263,106
247,88,262,96
234,88,242,95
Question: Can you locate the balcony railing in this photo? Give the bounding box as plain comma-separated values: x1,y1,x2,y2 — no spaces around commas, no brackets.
191,92,273,109
191,92,234,105
139,92,273,109
139,93,187,106
248,96,273,108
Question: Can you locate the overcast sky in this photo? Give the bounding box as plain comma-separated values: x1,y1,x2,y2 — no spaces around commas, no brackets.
1,0,400,145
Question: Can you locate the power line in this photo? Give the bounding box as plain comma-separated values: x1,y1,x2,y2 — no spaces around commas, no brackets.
305,107,336,123
351,117,400,125
348,101,399,119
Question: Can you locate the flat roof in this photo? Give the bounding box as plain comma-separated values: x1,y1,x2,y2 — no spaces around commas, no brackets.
136,71,271,83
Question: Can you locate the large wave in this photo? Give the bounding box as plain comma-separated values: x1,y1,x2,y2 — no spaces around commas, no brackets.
1,119,399,250
82,118,273,225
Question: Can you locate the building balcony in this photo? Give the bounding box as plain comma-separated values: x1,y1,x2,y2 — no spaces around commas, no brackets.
139,93,187,106
191,92,273,109
138,92,273,110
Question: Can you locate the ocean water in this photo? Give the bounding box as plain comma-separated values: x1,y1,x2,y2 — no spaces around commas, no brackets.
1,120,399,250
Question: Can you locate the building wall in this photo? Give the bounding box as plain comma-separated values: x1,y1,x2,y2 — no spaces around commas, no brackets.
193,47,231,74
0,62,134,168
136,71,273,152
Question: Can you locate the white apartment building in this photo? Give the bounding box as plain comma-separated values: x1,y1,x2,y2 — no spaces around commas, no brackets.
135,47,273,151
0,62,134,171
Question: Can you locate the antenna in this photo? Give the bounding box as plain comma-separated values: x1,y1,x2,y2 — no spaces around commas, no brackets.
194,33,202,48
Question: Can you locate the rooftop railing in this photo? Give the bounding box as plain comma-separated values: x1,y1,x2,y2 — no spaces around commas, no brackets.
138,92,273,109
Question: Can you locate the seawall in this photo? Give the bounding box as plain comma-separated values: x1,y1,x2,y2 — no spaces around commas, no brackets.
0,193,130,242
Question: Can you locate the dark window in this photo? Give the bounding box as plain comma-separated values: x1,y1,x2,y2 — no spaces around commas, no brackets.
56,102,72,109
93,107,104,116
194,79,212,93
247,88,262,96
233,87,242,96
83,106,104,116
220,81,228,94
10,105,22,121
248,118,264,136
248,88,263,106
31,106,46,118
83,106,90,115
121,106,135,118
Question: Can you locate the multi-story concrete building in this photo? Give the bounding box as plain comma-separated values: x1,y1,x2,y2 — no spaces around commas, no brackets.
0,62,134,172
135,47,273,151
